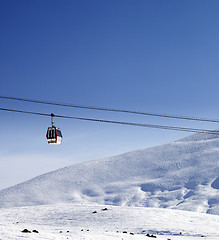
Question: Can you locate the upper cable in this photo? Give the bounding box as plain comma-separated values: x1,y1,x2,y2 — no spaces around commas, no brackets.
0,95,219,123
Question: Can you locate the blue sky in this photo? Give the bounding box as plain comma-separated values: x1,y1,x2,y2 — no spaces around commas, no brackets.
0,0,219,189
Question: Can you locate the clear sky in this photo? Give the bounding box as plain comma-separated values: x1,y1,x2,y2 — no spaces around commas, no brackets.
0,0,219,189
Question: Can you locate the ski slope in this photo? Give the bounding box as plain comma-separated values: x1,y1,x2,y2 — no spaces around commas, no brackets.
0,132,219,239
0,203,219,240
0,132,218,214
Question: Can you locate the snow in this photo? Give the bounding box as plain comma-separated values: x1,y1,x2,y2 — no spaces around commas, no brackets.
0,132,218,215
0,132,219,239
0,203,219,240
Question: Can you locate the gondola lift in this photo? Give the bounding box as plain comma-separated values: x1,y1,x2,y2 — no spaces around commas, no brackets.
46,113,63,145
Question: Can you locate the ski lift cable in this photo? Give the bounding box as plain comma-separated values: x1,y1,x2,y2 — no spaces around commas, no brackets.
0,95,219,123
0,107,219,135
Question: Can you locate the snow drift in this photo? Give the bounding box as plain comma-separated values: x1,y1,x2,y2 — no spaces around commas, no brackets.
0,132,219,214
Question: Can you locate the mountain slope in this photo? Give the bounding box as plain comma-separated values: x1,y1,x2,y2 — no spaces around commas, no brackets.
0,132,219,214
0,203,219,239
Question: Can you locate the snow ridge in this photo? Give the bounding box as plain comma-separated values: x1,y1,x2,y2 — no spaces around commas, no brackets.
0,132,219,214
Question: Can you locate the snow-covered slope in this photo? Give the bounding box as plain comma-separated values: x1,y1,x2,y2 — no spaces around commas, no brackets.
0,203,219,240
0,132,219,214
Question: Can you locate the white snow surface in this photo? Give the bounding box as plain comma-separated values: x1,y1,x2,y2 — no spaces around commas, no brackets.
0,203,219,240
0,132,219,215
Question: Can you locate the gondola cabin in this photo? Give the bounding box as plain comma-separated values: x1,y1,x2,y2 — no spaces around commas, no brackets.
46,126,63,145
